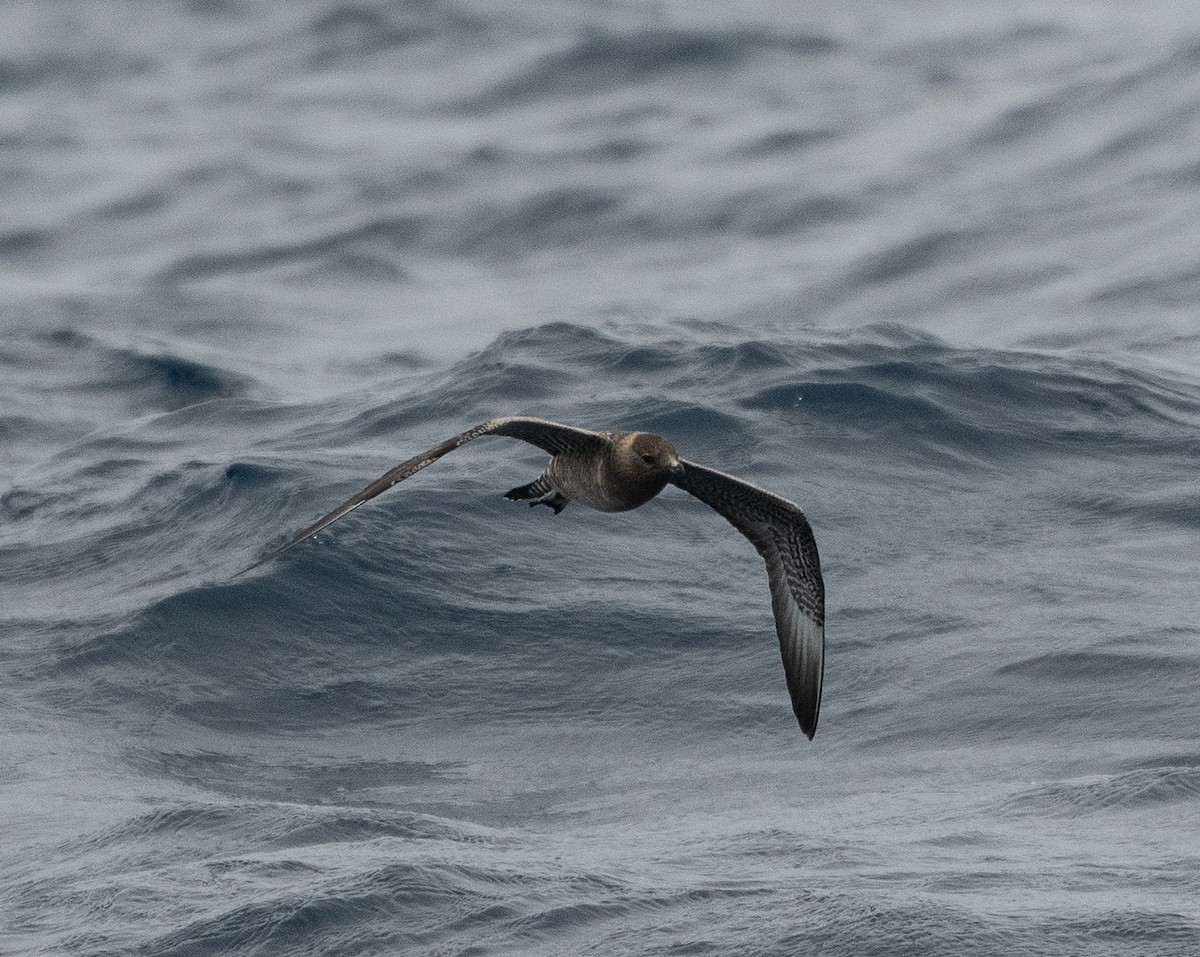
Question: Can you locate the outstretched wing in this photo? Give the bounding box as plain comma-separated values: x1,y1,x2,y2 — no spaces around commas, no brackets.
239,416,605,575
669,459,825,739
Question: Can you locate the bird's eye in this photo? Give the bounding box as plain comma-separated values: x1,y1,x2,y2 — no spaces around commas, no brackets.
641,454,656,464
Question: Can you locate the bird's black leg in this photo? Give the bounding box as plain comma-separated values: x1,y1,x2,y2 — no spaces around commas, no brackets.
531,491,569,515
503,477,568,514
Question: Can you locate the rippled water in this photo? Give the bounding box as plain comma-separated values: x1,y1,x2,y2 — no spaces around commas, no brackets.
4,2,1200,955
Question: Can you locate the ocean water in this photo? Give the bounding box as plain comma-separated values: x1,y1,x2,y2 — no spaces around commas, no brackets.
4,2,1200,954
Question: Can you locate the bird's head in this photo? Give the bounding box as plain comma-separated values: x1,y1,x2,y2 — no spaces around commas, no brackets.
629,432,683,479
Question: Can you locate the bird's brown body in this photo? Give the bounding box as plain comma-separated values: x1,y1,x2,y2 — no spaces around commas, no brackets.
242,416,826,738
541,432,677,512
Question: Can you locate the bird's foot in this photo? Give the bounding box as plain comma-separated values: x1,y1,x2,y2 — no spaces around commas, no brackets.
504,479,568,515
530,491,569,515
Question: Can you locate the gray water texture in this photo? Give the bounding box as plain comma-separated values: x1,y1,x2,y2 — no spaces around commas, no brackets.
3,2,1200,955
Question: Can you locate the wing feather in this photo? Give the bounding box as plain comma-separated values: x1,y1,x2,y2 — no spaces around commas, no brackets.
239,416,604,574
669,459,825,738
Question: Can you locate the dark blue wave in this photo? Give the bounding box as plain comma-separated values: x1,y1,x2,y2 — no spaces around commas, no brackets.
467,26,839,109
6,3,1200,949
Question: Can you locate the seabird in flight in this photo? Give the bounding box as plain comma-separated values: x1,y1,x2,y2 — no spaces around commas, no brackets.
241,416,825,738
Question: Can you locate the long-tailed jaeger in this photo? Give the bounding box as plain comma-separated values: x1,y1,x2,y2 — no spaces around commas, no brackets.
242,416,825,738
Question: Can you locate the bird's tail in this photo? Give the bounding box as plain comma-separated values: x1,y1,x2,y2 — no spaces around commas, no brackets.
503,475,553,501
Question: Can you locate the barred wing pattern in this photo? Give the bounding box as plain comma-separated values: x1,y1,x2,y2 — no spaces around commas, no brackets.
669,460,825,738
240,417,605,574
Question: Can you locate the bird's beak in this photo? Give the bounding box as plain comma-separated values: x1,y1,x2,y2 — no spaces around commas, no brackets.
668,459,684,478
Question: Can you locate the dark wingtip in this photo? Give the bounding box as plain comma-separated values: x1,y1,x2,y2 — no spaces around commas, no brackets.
231,554,270,580
232,537,297,580
794,700,818,740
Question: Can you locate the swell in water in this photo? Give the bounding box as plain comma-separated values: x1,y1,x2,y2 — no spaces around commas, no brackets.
4,1,1200,953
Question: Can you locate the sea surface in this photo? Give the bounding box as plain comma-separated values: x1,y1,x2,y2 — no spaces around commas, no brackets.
4,2,1200,954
